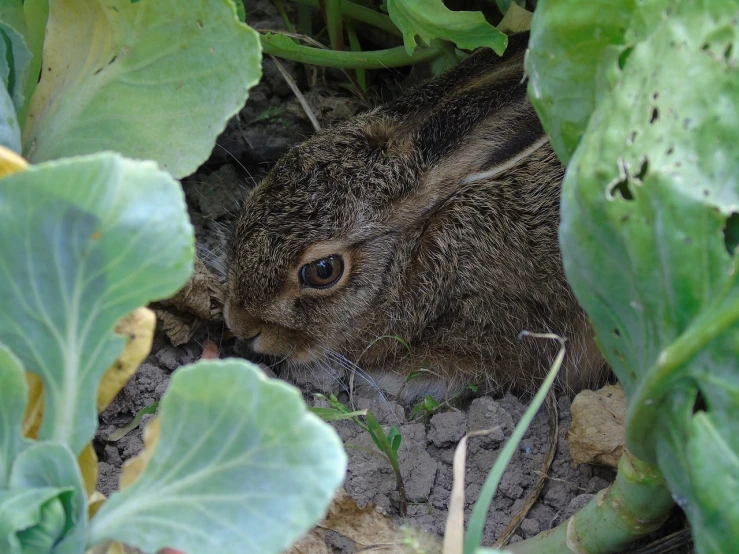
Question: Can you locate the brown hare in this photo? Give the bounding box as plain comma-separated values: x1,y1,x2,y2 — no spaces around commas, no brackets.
224,33,606,401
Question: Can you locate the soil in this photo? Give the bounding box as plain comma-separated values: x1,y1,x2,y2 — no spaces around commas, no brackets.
93,2,691,552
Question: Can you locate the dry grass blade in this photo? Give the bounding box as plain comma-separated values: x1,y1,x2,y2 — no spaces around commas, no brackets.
258,29,369,103
444,428,501,554
269,54,321,132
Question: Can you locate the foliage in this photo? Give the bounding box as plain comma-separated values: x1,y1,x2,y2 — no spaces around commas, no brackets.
0,151,347,554
260,0,526,73
527,0,739,551
1,0,261,178
0,1,348,553
385,0,506,56
314,393,407,514
89,359,347,553
410,395,440,420
0,155,193,455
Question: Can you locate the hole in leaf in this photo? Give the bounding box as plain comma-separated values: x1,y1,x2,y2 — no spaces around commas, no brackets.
702,42,711,51
618,47,633,70
650,107,659,124
635,158,649,181
666,145,674,155
724,212,739,255
692,389,707,415
627,131,638,145
724,43,733,61
609,178,634,200
613,328,621,338
653,92,659,100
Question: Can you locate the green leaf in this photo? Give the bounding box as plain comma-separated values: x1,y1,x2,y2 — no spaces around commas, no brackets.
0,487,70,554
0,153,194,454
387,426,402,453
464,338,564,553
0,2,34,115
386,0,507,56
230,0,245,22
88,359,347,554
0,345,29,488
0,82,21,153
107,401,159,442
9,442,87,554
525,0,636,164
310,406,368,422
542,0,739,550
19,0,48,124
22,0,262,178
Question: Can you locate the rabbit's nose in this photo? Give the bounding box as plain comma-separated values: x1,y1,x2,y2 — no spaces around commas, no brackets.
223,298,263,340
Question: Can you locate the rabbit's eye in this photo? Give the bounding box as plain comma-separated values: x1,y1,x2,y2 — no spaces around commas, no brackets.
300,255,344,289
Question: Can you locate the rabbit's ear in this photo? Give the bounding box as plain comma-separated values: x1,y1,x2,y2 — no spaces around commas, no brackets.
383,33,552,223
383,32,547,179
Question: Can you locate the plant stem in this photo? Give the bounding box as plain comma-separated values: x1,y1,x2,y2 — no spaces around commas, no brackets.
506,451,674,554
287,0,402,36
272,0,297,33
346,21,367,91
324,0,345,51
627,294,739,462
260,32,441,68
296,4,313,35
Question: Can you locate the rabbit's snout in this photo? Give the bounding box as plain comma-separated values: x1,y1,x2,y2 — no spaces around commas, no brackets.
223,299,260,344
224,297,315,362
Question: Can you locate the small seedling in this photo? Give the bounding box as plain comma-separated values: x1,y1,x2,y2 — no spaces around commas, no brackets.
410,395,440,420
313,393,408,515
107,401,160,442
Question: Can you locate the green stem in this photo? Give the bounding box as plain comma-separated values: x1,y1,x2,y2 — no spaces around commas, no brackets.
260,32,442,68
346,20,366,90
272,0,297,33
287,0,402,36
296,4,313,35
627,294,739,462
506,451,674,554
324,0,344,51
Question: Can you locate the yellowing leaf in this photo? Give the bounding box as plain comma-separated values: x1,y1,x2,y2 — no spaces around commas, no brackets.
22,371,43,439
78,442,99,497
88,490,107,519
119,415,160,490
21,307,155,439
22,0,261,178
497,4,532,34
97,307,156,412
0,144,28,177
85,540,128,554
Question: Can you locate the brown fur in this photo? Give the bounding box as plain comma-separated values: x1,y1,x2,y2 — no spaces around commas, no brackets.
225,33,607,401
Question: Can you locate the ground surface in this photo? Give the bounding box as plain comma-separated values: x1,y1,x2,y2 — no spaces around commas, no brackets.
93,2,690,551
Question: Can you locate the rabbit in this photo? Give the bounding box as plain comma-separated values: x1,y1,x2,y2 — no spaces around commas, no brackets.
224,32,607,402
